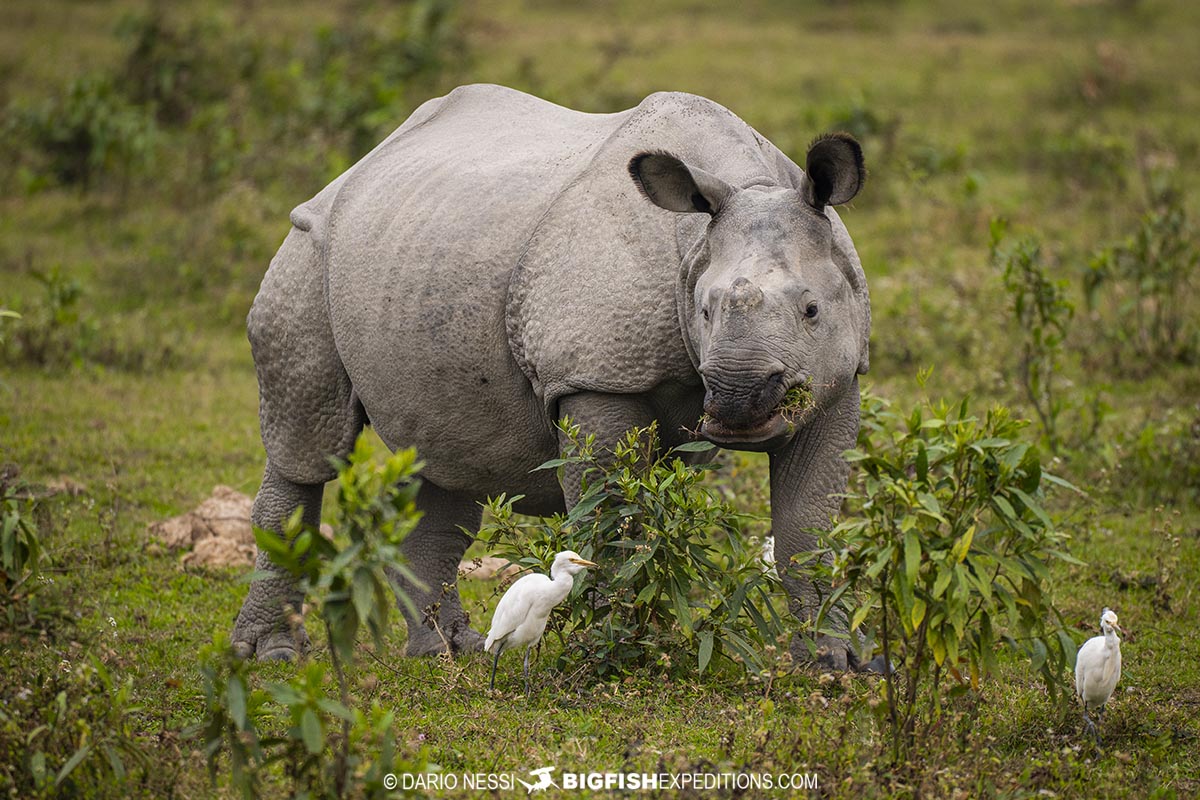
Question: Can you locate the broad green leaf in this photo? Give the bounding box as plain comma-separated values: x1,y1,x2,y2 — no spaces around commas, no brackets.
917,492,947,523
672,440,717,453
850,603,872,631
533,457,574,470
1030,638,1048,673
951,525,975,563
226,676,247,729
911,597,927,630
671,579,692,636
1011,487,1053,530
300,708,323,755
103,745,126,781
904,530,920,586
992,495,1017,521
931,630,946,665
55,746,91,787
698,631,714,674
866,544,895,579
932,567,953,599
316,698,354,722
352,568,375,624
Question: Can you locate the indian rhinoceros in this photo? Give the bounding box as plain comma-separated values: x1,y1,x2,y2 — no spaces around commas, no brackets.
232,83,871,668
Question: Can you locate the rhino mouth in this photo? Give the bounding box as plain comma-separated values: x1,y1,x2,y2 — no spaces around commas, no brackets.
698,383,816,449
700,411,791,446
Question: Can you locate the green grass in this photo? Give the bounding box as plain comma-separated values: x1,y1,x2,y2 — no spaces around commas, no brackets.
2,0,1199,796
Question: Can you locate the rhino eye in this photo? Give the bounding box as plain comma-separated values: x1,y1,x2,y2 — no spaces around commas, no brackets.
702,306,710,321
804,302,819,319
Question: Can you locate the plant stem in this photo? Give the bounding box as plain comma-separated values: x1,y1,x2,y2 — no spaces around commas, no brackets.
325,619,352,797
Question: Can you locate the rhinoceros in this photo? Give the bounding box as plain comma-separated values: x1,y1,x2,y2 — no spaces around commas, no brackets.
232,83,870,668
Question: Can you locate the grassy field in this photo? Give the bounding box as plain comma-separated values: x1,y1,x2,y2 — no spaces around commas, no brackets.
2,0,1198,797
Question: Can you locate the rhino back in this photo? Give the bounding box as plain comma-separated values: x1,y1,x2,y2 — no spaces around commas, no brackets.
323,85,629,494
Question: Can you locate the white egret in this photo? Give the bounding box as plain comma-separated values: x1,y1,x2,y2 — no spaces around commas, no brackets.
1075,607,1123,742
485,550,596,693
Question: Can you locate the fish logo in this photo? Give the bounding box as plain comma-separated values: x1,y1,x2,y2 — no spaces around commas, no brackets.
517,766,557,793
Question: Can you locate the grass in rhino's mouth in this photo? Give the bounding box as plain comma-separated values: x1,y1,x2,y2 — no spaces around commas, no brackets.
776,383,815,422
694,383,815,433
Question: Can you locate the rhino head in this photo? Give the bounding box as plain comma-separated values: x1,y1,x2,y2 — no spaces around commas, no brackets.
630,134,868,451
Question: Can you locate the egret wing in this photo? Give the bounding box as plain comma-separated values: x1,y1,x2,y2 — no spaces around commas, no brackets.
485,573,547,653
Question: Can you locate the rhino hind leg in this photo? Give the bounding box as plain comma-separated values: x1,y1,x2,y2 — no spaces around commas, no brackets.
391,482,486,657
234,224,366,660
232,462,323,660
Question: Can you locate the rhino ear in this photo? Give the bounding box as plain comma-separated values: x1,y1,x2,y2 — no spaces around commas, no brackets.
628,152,735,215
801,133,865,209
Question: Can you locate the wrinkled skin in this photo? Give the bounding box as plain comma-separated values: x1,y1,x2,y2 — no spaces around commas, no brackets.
232,84,872,670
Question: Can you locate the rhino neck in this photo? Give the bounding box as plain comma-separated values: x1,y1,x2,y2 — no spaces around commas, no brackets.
675,216,710,374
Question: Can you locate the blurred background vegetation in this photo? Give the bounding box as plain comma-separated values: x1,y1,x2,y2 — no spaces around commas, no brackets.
1,0,1197,797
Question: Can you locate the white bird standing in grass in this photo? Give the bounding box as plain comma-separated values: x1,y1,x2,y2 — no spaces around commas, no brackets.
485,550,596,693
1075,607,1123,742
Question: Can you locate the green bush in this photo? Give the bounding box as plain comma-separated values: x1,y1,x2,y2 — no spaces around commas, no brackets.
199,433,422,798
11,74,156,189
480,422,786,679
813,391,1077,763
116,10,260,127
1084,175,1199,367
1,266,178,372
266,0,463,160
1,473,47,629
0,658,149,798
1098,405,1200,505
990,218,1078,452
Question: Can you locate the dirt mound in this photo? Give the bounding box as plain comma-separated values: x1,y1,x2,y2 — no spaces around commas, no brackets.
148,485,259,568
149,487,523,576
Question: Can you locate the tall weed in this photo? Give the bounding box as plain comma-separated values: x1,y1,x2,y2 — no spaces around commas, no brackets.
813,391,1077,764
198,433,423,798
480,422,786,680
1084,174,1199,368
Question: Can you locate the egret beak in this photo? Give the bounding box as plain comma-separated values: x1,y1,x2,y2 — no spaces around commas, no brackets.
569,558,597,567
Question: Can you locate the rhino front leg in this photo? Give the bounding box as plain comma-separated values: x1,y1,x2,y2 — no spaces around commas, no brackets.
232,462,321,660
769,378,860,671
556,392,657,504
391,482,485,656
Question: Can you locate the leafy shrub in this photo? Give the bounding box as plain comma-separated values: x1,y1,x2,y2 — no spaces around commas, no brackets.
1,266,178,372
1,472,47,629
0,658,149,798
11,74,156,189
199,433,422,798
1042,126,1129,193
116,10,260,127
1083,176,1199,367
480,422,786,679
813,391,1077,763
1098,405,1200,505
3,266,93,367
256,435,423,664
269,0,462,160
990,218,1079,453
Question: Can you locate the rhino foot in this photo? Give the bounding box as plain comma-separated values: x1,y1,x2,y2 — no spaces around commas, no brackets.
231,603,310,662
404,619,485,657
790,632,853,672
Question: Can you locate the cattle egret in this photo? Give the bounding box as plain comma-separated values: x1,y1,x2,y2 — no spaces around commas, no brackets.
1075,607,1123,742
485,550,596,693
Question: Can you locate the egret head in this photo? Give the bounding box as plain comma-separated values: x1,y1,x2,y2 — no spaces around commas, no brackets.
551,550,597,578
1100,607,1122,635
